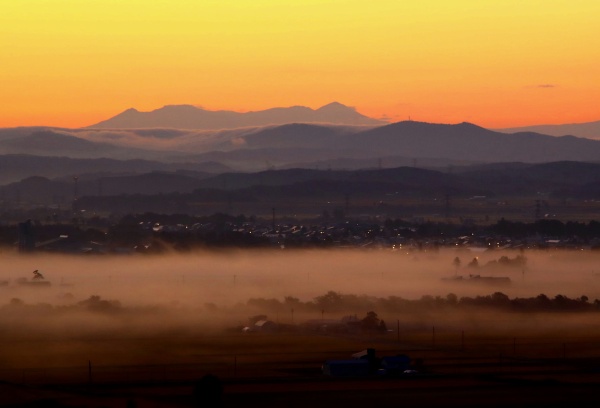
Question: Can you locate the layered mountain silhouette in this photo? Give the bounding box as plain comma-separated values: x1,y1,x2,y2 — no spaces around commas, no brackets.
341,121,600,162
4,105,600,216
0,130,158,160
180,121,600,166
498,119,600,140
2,121,600,174
5,161,600,211
0,154,230,185
87,102,386,129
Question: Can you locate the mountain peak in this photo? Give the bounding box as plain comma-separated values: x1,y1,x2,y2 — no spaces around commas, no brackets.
156,104,201,112
456,121,485,130
317,102,355,112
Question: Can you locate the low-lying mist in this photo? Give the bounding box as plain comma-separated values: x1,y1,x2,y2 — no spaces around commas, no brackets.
1,248,600,338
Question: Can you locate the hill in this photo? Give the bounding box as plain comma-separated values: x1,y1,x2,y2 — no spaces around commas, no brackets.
177,122,600,169
498,119,600,140
0,154,230,185
343,122,600,162
2,121,600,173
0,171,212,204
7,161,600,214
0,130,167,160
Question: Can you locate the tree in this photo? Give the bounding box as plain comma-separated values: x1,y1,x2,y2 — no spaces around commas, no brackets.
314,291,343,310
491,292,510,305
452,257,461,275
361,311,381,331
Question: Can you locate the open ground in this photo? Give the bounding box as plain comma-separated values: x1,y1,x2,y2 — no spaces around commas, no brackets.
1,248,600,406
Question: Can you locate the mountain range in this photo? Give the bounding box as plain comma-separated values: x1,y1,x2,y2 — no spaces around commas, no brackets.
2,103,600,216
90,102,600,141
4,161,599,214
0,154,230,185
2,120,600,178
87,102,386,129
1,103,600,194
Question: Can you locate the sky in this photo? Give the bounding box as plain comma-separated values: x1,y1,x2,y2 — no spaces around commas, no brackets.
1,0,599,129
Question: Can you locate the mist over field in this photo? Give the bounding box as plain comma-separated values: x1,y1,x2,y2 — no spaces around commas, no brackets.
2,249,600,339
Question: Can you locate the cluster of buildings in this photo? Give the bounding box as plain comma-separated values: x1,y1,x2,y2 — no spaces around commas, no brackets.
11,216,600,255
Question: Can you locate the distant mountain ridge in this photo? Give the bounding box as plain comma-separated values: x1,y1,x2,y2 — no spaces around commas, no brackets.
498,119,600,140
0,154,230,185
2,120,600,172
87,102,386,129
342,121,600,162
6,161,600,211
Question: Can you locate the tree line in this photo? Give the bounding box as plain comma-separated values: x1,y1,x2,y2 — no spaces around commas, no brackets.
246,290,600,314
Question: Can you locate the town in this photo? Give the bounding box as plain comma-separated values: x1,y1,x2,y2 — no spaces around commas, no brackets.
4,211,600,254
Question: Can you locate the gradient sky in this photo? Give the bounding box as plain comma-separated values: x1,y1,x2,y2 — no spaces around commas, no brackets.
1,0,599,128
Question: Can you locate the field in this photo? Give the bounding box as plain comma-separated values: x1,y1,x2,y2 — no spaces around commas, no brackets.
1,248,600,406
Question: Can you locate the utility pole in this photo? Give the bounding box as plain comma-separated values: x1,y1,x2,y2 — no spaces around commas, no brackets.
345,193,350,215
73,176,79,202
272,207,276,233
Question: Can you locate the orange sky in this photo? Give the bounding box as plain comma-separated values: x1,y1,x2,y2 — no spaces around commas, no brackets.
1,0,599,129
